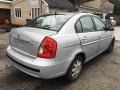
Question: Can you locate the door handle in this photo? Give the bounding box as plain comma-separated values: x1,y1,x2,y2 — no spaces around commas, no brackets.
82,36,87,40
82,38,86,40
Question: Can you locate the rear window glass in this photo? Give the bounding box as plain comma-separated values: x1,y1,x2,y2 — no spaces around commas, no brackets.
25,14,73,31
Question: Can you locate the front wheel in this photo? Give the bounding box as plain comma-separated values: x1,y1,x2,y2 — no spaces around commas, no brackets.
66,56,83,82
106,39,115,53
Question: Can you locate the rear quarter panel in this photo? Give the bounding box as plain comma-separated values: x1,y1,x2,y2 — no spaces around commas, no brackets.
51,14,87,61
51,34,83,73
50,14,87,72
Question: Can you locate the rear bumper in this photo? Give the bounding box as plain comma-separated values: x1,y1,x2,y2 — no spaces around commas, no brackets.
6,46,69,79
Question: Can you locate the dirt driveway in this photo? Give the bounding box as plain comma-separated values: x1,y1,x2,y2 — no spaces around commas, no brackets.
114,27,120,41
0,28,120,90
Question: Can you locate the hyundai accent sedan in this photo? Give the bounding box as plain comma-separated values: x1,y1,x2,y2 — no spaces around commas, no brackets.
6,13,115,82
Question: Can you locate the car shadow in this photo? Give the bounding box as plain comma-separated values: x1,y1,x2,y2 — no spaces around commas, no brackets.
82,52,107,70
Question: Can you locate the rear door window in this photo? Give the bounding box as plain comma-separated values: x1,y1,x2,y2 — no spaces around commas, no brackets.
80,16,94,32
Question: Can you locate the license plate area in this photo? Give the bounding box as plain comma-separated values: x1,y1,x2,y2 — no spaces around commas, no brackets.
13,38,30,53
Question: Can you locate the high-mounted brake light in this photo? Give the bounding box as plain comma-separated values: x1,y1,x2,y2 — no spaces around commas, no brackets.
37,36,57,58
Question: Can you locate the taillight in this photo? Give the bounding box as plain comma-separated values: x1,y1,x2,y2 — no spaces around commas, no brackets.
37,36,57,58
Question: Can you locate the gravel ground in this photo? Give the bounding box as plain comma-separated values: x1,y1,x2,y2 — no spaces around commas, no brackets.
0,29,120,90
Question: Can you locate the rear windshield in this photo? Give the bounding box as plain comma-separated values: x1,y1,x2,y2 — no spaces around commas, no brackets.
25,14,73,31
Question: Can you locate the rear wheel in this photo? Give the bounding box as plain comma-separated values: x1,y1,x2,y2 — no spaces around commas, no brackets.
106,39,115,53
66,56,83,82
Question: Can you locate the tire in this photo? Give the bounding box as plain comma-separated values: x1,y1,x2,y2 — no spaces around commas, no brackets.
6,26,12,32
66,56,83,82
106,39,115,53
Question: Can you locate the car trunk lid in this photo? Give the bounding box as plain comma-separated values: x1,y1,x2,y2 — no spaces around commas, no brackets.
10,27,57,57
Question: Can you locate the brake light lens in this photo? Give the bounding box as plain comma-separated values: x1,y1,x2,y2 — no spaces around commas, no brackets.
37,36,57,58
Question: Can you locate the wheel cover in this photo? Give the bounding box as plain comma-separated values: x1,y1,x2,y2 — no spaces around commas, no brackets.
72,60,82,79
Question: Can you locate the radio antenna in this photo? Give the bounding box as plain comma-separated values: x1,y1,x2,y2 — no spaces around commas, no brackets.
50,0,57,15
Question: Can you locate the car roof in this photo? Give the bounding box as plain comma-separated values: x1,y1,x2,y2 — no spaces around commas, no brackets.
39,12,94,17
33,13,100,21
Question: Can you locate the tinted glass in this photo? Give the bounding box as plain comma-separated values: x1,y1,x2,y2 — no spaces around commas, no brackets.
26,14,73,31
93,17,105,31
75,20,82,33
80,16,94,32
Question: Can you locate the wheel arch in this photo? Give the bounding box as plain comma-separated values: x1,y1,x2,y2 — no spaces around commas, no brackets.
68,51,86,69
75,52,86,64
65,51,86,80
66,51,86,72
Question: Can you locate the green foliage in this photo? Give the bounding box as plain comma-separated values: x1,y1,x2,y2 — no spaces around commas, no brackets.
109,0,120,15
69,0,120,15
69,0,92,5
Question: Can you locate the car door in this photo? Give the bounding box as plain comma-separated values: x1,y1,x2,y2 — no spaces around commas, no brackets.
92,16,112,53
76,16,100,62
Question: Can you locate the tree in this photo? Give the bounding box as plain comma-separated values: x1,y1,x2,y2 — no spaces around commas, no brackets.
69,0,93,5
109,0,120,15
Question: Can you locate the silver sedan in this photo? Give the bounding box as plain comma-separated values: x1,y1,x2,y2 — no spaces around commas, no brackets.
7,13,115,82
